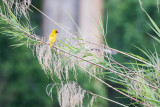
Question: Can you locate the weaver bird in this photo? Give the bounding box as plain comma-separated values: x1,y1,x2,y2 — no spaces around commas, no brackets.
49,29,59,48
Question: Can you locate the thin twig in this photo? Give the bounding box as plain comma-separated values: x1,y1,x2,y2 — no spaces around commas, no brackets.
79,65,151,107
86,41,156,68
87,91,128,107
103,55,159,89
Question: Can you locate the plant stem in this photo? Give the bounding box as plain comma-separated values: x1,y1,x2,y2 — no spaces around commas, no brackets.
87,91,128,107
103,55,159,89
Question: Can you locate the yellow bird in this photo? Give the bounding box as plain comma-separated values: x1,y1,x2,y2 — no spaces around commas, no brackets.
49,29,59,48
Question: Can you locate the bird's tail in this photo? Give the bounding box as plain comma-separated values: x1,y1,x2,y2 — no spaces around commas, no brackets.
50,43,53,48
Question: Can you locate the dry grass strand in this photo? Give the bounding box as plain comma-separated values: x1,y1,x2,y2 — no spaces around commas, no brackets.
57,82,86,107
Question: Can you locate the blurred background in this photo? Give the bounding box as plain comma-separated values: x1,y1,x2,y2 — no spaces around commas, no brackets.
0,0,159,107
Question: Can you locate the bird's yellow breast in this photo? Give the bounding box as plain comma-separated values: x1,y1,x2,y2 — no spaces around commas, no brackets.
49,36,56,43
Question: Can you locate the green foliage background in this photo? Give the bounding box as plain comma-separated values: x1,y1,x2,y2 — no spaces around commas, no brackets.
104,0,160,56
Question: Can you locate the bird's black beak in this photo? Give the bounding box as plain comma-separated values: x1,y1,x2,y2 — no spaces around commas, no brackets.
57,31,59,33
